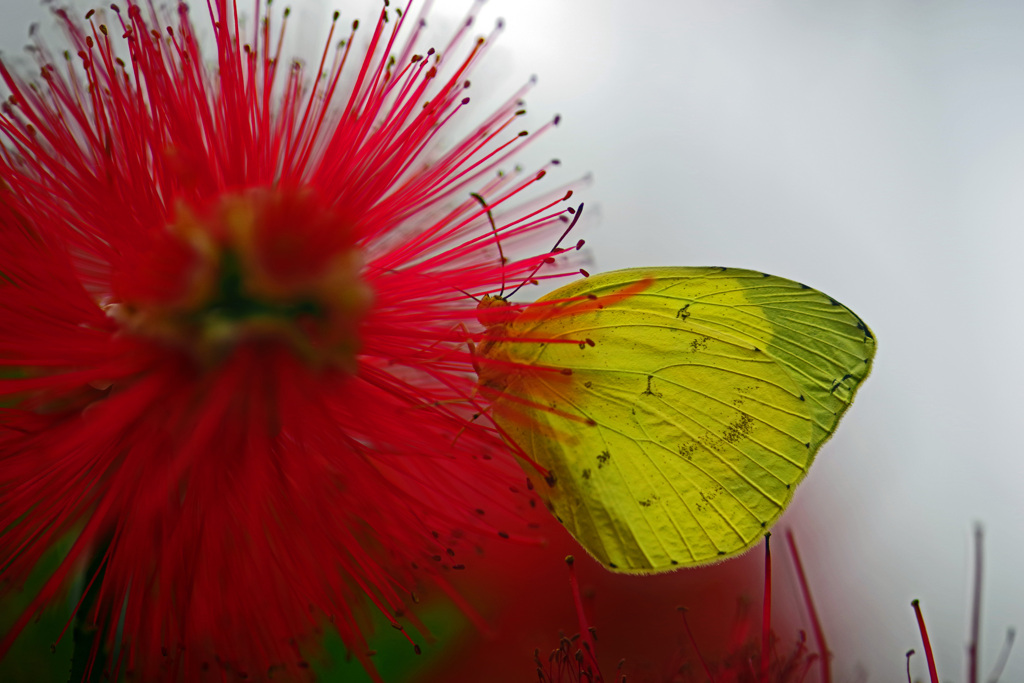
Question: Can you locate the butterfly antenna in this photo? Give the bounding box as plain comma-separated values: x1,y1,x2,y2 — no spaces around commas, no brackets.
470,192,508,297
507,202,585,299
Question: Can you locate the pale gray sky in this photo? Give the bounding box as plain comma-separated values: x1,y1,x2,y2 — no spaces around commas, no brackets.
4,0,1023,680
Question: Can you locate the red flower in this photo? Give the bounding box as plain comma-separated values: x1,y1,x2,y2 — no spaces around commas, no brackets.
0,1,579,679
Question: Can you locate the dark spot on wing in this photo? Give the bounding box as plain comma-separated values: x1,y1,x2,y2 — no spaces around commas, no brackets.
641,375,661,398
597,450,610,468
676,304,691,320
694,414,754,455
544,472,557,487
584,381,593,389
695,485,726,514
830,373,854,394
581,468,591,480
721,414,754,445
678,442,696,460
689,336,709,353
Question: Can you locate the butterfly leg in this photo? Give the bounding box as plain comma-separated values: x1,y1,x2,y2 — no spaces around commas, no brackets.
458,321,483,377
442,321,496,448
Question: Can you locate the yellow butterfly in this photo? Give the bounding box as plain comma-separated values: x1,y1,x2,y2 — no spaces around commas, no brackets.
475,266,874,573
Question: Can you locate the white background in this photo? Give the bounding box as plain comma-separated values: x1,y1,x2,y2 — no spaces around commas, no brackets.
4,1,1023,681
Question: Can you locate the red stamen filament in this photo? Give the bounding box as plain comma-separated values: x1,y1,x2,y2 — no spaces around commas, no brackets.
786,529,831,683
761,532,772,683
912,599,940,683
678,606,716,682
566,556,603,682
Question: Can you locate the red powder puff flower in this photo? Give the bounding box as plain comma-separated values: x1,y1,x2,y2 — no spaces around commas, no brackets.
0,0,579,679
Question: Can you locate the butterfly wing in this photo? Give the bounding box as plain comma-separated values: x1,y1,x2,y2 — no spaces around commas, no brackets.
480,266,874,572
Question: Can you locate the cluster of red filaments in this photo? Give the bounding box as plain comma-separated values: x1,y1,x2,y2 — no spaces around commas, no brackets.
0,0,582,680
536,534,833,683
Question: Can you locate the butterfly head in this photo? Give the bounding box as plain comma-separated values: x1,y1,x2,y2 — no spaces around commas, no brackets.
476,294,519,330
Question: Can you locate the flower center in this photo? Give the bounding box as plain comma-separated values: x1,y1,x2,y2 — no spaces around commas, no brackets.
109,187,372,370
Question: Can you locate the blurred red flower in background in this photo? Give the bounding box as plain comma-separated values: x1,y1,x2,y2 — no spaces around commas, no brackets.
417,519,827,683
0,0,580,679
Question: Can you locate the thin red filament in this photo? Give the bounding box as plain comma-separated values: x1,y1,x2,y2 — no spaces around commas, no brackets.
678,606,716,682
566,555,603,683
785,529,831,683
912,599,940,683
761,532,772,683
